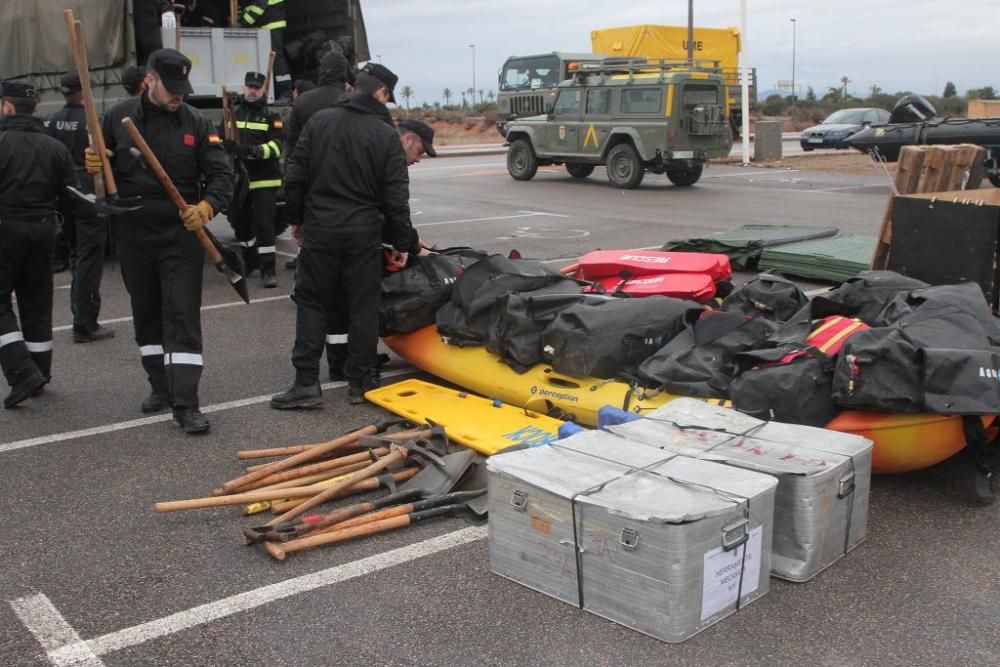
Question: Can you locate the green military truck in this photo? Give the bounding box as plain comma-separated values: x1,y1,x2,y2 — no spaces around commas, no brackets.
504,60,733,189
0,0,368,116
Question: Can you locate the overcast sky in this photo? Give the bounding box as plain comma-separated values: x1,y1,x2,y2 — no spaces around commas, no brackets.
362,0,999,106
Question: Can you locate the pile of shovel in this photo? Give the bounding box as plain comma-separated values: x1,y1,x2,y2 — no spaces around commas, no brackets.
153,419,487,560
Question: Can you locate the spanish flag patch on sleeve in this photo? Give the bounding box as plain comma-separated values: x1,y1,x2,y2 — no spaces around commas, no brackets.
273,119,283,129
208,133,221,145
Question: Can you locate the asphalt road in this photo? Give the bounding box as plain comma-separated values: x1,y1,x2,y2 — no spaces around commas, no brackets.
2,156,998,666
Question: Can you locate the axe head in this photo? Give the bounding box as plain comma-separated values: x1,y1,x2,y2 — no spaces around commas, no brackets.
65,185,143,214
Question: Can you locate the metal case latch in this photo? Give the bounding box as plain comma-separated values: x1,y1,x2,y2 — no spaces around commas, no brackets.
722,518,750,551
510,490,528,511
838,471,856,498
619,527,640,551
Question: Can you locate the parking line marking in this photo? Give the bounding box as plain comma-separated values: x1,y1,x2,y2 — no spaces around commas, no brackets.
0,368,414,455
51,295,291,333
26,526,488,663
10,593,106,667
706,170,796,178
416,210,568,228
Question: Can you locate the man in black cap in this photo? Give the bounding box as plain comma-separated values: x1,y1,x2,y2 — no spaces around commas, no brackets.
122,66,147,97
321,118,437,381
282,51,354,271
223,70,284,287
272,63,413,409
0,81,79,408
240,0,292,101
85,49,233,434
44,72,115,344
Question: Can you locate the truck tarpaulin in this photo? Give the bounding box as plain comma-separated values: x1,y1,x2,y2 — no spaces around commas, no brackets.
0,1,125,79
591,25,741,67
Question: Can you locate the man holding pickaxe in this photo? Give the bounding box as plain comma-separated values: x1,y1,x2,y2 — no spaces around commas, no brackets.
85,49,233,434
0,81,79,408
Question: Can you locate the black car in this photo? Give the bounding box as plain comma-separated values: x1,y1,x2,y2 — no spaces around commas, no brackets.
800,107,891,150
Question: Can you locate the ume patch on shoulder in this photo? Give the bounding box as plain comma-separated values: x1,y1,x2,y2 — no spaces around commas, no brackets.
207,133,221,145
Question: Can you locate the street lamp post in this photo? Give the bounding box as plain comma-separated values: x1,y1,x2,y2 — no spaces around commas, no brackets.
469,44,476,106
790,18,797,101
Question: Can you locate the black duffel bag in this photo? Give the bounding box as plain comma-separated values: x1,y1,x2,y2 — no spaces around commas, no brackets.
638,309,780,397
822,270,929,326
379,249,485,336
833,286,1000,414
487,280,585,373
541,295,698,379
722,273,808,323
729,344,839,427
436,254,568,347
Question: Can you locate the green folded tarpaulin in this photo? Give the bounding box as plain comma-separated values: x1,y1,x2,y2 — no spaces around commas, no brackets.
758,234,877,284
662,224,839,269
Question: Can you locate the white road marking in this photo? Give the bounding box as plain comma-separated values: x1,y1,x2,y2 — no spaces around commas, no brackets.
10,593,106,667
51,295,291,333
415,210,568,228
706,170,797,178
14,526,488,664
0,368,413,455
806,184,887,192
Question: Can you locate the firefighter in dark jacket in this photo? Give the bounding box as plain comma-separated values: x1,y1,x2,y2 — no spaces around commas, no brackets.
272,63,413,408
283,51,353,271
44,71,115,344
0,81,79,409
85,49,234,434
240,0,292,101
224,71,284,287
135,0,177,66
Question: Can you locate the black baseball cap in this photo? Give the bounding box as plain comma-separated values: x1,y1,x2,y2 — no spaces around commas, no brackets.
60,71,95,94
244,71,266,88
398,119,437,157
147,48,194,95
360,62,398,103
122,66,146,95
1,80,37,99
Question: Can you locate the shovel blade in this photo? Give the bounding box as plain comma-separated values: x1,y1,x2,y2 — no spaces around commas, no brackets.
204,229,250,303
65,186,142,215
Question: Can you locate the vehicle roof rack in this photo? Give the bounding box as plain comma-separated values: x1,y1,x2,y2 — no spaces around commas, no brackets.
573,58,723,84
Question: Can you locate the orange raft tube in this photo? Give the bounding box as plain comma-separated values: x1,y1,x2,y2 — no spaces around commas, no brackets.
384,325,987,474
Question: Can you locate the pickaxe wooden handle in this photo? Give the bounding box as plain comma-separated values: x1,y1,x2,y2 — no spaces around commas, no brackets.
262,50,277,99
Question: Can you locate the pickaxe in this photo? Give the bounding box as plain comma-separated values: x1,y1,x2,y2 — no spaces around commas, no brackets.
63,11,142,215
121,117,251,304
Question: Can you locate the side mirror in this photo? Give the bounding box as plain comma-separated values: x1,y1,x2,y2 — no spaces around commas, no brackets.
544,101,554,115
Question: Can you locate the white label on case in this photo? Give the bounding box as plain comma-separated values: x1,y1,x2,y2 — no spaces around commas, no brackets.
700,525,763,621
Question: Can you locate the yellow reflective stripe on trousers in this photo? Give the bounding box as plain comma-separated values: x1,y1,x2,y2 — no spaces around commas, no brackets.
249,179,282,190
235,121,270,131
267,0,285,5
261,20,287,30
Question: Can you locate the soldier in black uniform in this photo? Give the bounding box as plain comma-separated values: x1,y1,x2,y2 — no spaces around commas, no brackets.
240,0,293,101
224,71,284,288
44,71,115,344
85,49,233,433
272,64,413,409
0,81,78,408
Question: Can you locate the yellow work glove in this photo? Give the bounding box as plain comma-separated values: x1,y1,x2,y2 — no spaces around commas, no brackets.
181,200,214,231
83,147,111,175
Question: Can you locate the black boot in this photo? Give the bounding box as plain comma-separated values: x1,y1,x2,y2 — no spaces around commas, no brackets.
173,407,210,434
141,391,171,414
242,246,259,277
270,382,322,409
4,367,47,409
72,324,115,343
347,376,380,406
261,270,277,288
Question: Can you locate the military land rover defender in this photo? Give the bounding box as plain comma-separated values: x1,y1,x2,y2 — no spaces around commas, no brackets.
504,60,733,189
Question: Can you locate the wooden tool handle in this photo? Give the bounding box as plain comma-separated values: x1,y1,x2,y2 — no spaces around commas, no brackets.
268,469,420,515
262,50,277,99
217,448,389,494
270,449,407,525
220,423,382,494
266,514,413,560
238,460,369,493
120,117,223,264
155,480,343,512
230,0,238,26
64,12,117,194
313,503,414,535
238,444,321,460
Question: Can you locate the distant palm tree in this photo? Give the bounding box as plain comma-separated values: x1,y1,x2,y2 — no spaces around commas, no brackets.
442,87,452,108
477,89,484,105
840,76,851,98
461,91,467,108
400,85,413,111
487,90,495,103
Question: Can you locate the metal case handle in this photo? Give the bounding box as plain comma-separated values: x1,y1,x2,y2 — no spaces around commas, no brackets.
722,518,749,551
838,471,856,498
619,527,640,551
510,489,528,511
